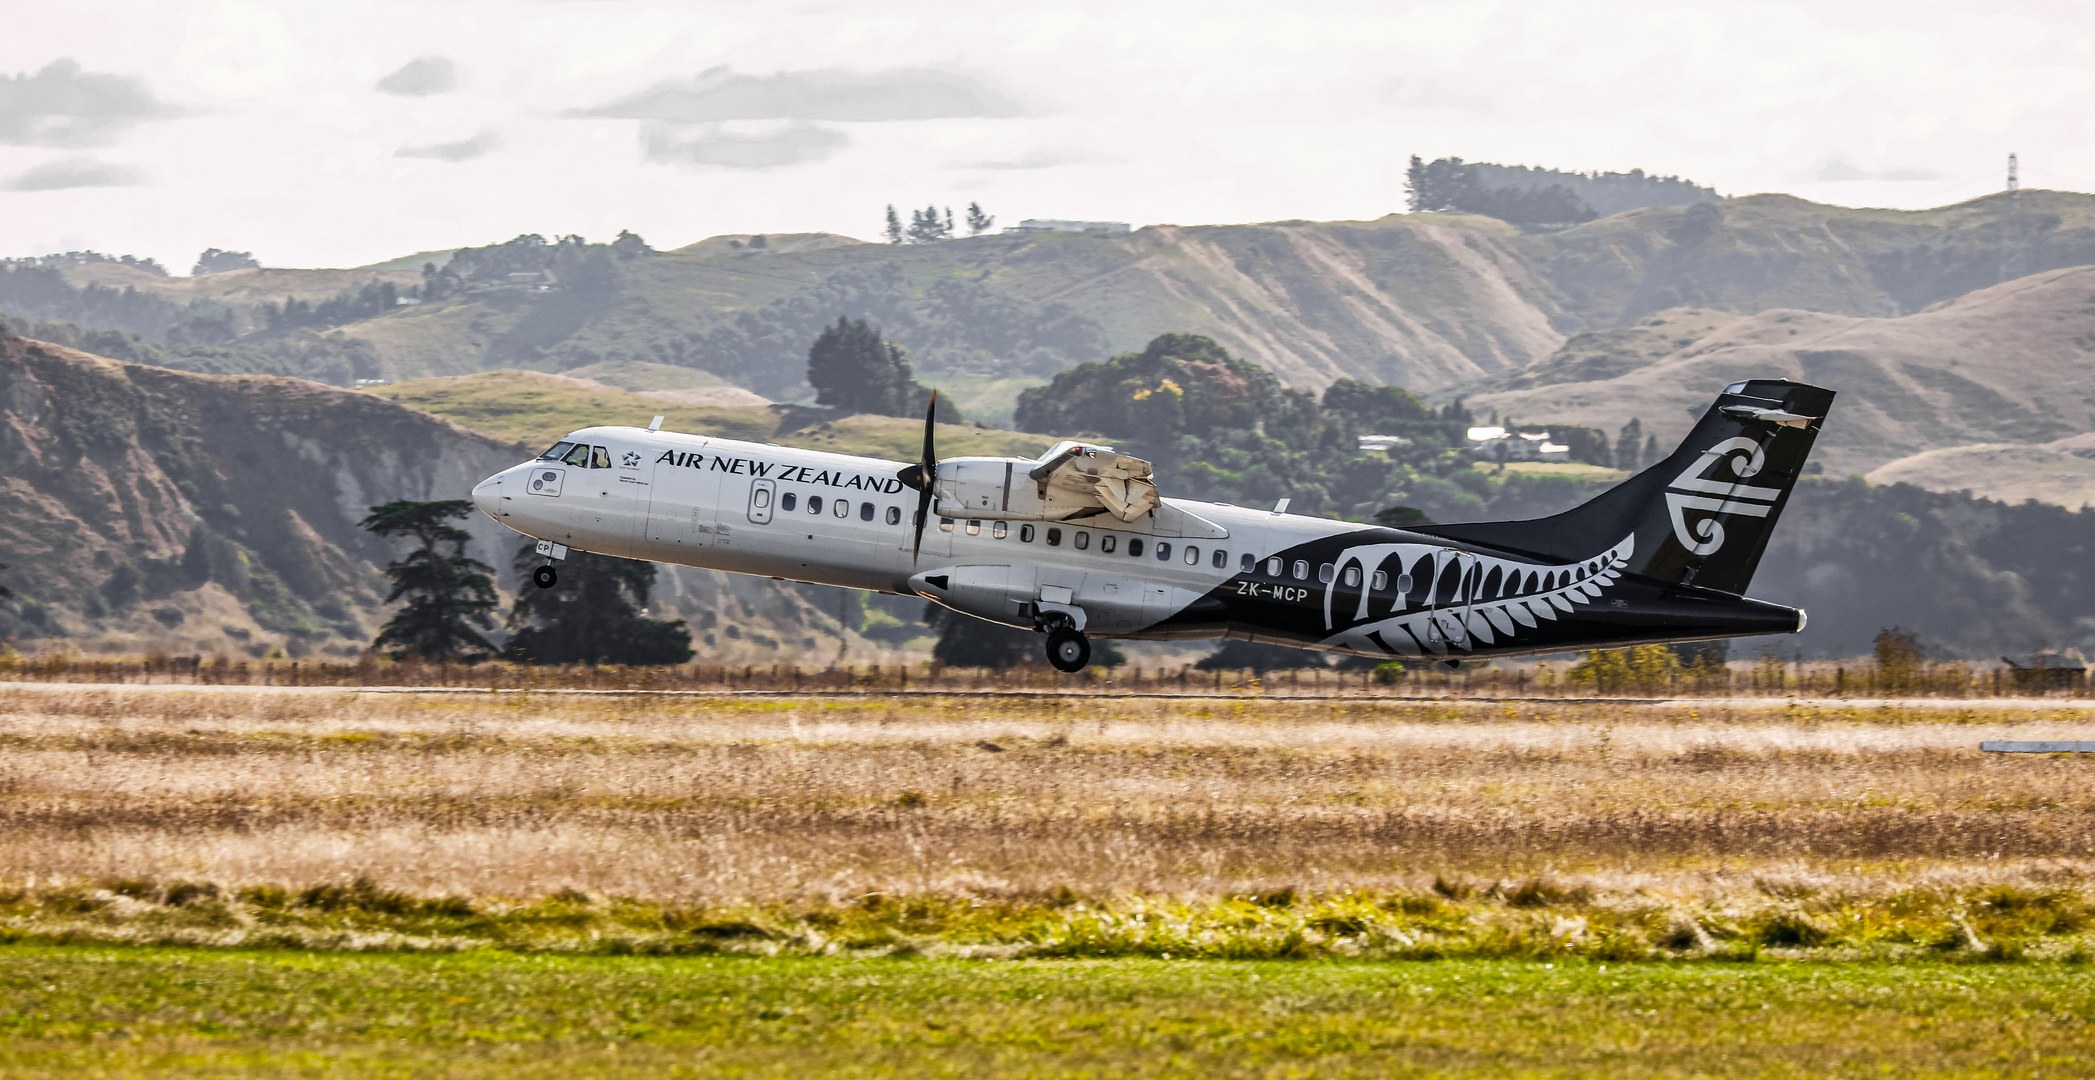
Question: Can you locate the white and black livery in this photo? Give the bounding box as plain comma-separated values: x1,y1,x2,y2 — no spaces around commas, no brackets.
471,379,1835,672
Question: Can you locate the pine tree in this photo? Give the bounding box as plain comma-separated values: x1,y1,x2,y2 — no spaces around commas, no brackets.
505,543,693,664
906,205,951,244
965,202,994,235
884,205,904,244
358,500,498,660
610,229,653,259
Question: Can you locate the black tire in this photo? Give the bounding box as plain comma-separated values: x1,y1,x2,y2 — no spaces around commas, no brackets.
532,565,558,589
1046,629,1090,673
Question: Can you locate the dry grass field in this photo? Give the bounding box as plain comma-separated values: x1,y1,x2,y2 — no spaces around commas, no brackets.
2,683,2093,961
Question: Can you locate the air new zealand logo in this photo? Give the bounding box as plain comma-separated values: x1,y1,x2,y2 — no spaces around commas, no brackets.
1665,436,1781,556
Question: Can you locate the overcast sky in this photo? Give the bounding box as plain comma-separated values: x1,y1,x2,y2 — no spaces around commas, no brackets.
5,0,2092,270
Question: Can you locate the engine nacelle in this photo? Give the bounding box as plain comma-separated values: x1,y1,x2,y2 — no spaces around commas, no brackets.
932,442,1160,524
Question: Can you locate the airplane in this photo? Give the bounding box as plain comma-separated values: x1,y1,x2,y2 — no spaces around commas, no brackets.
470,379,1834,673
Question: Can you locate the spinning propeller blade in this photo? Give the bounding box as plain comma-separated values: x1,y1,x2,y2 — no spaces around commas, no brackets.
895,391,939,563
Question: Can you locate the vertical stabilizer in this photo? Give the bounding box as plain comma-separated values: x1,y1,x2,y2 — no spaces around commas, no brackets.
1413,379,1834,596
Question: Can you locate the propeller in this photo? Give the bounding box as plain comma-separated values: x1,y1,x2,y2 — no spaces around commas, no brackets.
896,391,939,563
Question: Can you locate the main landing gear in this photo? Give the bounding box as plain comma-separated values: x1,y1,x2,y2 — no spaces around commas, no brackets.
1046,628,1091,673
532,565,558,589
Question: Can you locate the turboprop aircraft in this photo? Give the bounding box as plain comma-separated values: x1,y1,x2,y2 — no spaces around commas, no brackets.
470,379,1833,673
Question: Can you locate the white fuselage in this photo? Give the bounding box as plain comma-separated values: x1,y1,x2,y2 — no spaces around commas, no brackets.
471,425,1368,638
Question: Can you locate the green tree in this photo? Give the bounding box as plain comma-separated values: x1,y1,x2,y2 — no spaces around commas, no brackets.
505,542,693,665
806,316,959,420
965,202,994,235
906,205,951,244
884,204,904,244
358,500,498,660
610,229,653,259
1404,155,1481,213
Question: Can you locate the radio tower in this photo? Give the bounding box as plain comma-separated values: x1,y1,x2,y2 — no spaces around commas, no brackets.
2000,152,2026,284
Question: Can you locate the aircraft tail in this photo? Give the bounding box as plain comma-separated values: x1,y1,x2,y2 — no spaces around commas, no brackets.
1413,379,1835,596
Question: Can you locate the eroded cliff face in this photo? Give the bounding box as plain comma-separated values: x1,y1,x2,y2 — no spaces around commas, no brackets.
0,335,869,657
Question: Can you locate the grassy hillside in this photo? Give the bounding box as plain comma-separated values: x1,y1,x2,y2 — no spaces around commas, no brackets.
59,262,421,304
364,370,1053,461
301,190,2095,405
1868,432,2095,510
0,338,915,659
1469,264,2095,476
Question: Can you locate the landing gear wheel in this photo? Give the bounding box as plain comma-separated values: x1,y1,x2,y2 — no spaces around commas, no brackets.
1046,629,1091,673
532,565,559,589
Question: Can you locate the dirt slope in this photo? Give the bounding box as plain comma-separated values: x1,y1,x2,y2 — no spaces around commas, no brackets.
1466,265,2095,476
0,335,894,659
1867,433,2095,510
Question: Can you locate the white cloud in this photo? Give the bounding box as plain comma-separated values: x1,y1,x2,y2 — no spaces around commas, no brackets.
0,59,180,148
641,122,848,169
396,130,499,162
376,57,457,97
2,157,141,191
576,66,1020,124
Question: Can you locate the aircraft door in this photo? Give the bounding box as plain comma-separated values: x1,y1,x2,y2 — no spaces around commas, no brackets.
747,479,775,524
643,449,722,562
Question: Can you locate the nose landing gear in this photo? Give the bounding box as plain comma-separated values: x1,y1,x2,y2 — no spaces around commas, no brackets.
532,565,558,589
1046,628,1091,673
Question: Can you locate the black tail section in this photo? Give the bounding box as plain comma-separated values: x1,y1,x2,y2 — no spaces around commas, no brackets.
1414,379,1834,596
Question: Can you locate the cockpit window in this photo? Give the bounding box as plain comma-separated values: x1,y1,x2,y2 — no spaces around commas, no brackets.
591,446,612,469
561,444,592,467
539,441,575,460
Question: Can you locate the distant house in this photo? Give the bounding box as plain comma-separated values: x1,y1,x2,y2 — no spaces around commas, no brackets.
2003,650,2086,691
1466,426,1571,462
1358,434,1413,453
1003,219,1132,235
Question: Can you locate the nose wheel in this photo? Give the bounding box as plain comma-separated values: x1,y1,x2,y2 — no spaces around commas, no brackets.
532,565,559,589
1046,628,1091,673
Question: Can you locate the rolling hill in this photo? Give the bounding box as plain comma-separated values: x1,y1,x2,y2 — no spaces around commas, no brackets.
269,189,2095,403
1468,264,2095,477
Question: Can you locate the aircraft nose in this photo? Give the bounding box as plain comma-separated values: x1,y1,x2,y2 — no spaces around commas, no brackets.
471,472,503,519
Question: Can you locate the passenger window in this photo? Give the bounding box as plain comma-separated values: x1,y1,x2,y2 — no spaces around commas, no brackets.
1074,531,1089,550
835,500,850,518
1397,573,1414,593
1343,566,1361,587
1101,535,1116,554
940,517,954,532
1372,570,1388,591
781,492,797,512
1156,542,1171,561
592,446,611,469
861,503,875,522
753,488,771,509
1213,550,1227,569
1046,528,1062,546
966,520,981,536
808,495,823,514
1020,524,1035,542
993,521,1008,539
562,444,592,467
1266,557,1283,576
1184,546,1199,565
1318,563,1334,583
539,441,575,461
1240,553,1254,572
1292,560,1309,580
1129,538,1144,557
886,506,901,525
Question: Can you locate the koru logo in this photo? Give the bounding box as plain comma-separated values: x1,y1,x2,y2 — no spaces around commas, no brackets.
621,450,641,468
1665,436,1781,556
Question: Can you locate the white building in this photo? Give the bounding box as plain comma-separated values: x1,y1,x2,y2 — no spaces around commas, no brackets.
1466,426,1571,462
